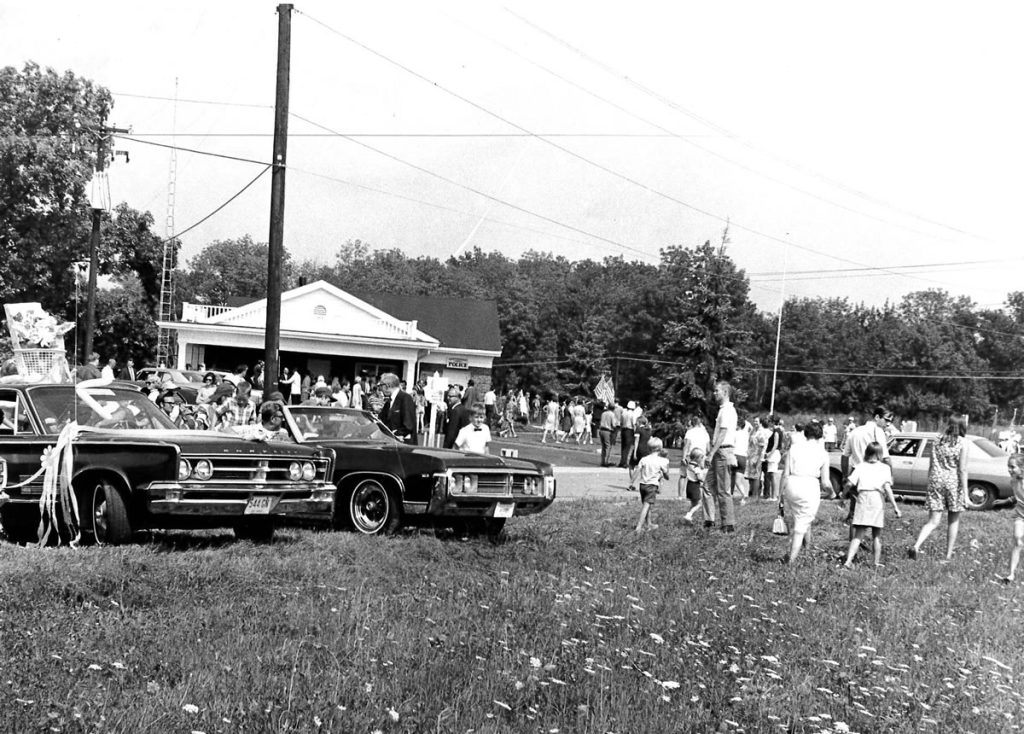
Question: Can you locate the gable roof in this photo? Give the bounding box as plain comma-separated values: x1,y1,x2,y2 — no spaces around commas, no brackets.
351,291,502,352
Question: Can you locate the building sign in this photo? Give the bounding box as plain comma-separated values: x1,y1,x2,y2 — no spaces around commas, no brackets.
446,358,468,370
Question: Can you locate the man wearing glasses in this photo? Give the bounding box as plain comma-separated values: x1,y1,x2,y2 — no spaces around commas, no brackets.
237,402,290,442
840,407,894,533
159,391,197,430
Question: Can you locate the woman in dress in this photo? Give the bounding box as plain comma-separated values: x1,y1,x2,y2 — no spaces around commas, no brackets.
909,415,969,561
541,395,560,443
571,397,587,444
517,390,529,424
780,421,832,563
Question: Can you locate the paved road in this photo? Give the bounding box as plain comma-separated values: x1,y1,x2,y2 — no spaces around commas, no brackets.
488,433,685,501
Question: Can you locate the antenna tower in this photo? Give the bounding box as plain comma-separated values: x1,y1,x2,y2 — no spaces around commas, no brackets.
156,79,179,367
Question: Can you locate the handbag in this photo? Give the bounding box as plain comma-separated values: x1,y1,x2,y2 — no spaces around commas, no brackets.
771,500,788,535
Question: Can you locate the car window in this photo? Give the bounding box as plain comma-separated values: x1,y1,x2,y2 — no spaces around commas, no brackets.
30,386,176,434
971,438,1007,458
888,438,922,457
288,407,396,442
0,391,33,435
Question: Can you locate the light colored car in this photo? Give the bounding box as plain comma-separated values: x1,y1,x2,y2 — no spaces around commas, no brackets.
829,432,1013,510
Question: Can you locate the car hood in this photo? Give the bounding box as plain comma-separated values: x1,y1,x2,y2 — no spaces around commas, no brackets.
403,446,552,473
73,429,327,456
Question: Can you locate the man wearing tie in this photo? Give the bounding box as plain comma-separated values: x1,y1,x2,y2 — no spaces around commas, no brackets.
443,388,471,449
379,372,417,444
120,358,137,382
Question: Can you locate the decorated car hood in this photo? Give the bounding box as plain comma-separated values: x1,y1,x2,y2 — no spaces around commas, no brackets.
402,446,551,473
65,429,328,456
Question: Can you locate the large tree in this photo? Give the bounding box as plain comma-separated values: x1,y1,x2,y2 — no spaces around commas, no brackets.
176,235,291,305
0,62,112,310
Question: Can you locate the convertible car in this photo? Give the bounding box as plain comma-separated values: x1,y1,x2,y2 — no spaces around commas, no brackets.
269,405,555,535
0,382,336,544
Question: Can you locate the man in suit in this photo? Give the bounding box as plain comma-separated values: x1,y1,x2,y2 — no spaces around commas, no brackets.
379,372,417,444
443,387,471,449
119,358,137,382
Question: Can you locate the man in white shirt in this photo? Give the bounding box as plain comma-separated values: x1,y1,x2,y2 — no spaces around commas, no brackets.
703,380,738,531
455,405,491,454
822,417,838,450
100,358,116,381
483,387,497,428
618,400,638,468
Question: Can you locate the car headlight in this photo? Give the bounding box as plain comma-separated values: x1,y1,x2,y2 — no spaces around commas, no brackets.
178,459,192,481
302,461,316,481
193,459,213,481
451,473,477,494
288,461,302,480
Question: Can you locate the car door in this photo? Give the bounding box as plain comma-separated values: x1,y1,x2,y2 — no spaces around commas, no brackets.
0,389,53,501
886,437,923,494
909,438,934,497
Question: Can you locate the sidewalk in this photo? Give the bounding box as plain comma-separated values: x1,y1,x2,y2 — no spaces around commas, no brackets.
552,465,684,501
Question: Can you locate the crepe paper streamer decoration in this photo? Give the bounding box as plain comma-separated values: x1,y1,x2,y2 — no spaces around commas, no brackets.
37,422,85,547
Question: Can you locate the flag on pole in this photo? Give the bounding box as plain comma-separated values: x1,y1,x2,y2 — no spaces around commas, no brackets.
594,374,615,405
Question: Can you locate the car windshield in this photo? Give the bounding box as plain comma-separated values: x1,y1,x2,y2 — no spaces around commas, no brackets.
971,437,1007,458
287,407,396,442
30,386,176,434
178,371,208,383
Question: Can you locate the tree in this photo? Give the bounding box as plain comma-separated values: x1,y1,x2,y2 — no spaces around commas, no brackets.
0,62,112,309
177,235,291,305
90,276,158,366
648,241,755,429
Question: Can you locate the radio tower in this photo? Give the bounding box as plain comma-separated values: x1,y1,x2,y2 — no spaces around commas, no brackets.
156,79,179,368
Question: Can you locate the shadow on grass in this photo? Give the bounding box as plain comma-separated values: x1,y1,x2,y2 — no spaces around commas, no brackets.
143,529,302,552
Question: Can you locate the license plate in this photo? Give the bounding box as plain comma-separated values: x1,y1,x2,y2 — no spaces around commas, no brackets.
493,502,515,518
244,495,280,515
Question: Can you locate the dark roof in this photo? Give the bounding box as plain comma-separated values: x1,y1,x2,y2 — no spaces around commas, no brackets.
352,291,502,352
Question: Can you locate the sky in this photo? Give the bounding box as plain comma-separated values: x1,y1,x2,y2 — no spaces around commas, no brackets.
3,1,1023,312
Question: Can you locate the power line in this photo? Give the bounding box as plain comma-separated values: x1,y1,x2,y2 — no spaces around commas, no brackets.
503,7,990,245
749,256,1024,277
165,165,272,242
114,91,273,109
116,134,273,167
289,111,659,261
442,8,967,249
125,131,726,139
295,10,955,291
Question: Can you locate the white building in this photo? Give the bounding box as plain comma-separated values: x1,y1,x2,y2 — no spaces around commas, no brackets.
159,280,501,387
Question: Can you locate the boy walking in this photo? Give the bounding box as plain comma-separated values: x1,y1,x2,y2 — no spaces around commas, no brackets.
635,437,671,533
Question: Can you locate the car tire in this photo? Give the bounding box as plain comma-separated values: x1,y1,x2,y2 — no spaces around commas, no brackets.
87,479,132,545
233,519,275,543
348,479,401,535
966,482,997,511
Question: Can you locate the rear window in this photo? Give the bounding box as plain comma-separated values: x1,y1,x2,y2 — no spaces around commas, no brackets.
970,438,1007,458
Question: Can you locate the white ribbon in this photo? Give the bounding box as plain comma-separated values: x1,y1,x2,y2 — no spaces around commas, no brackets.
36,422,87,547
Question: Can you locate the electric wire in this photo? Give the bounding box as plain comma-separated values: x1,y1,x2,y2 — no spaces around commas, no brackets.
503,8,990,244
164,165,272,242
442,8,965,248
295,10,957,291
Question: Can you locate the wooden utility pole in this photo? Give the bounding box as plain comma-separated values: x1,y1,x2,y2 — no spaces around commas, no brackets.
264,3,293,396
84,123,129,359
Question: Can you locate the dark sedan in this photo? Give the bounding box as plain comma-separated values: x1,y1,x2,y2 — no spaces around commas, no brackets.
0,383,336,544
268,405,555,535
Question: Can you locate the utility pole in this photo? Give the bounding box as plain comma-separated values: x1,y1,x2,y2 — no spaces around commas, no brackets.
84,122,130,359
264,3,292,396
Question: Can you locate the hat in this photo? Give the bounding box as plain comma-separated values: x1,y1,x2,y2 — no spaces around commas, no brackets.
627,400,636,410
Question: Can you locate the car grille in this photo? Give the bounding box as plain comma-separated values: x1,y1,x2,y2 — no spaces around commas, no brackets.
181,455,331,484
476,474,511,494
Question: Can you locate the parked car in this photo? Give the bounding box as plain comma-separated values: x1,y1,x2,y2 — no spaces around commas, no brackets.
135,368,201,403
0,382,336,544
260,405,555,535
828,432,1012,510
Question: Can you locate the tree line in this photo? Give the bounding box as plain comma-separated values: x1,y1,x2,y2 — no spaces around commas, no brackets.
4,62,1023,431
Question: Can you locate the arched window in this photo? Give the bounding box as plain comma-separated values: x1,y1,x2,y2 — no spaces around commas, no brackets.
313,304,327,318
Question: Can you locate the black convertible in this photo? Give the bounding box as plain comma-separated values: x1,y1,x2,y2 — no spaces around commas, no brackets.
271,405,555,535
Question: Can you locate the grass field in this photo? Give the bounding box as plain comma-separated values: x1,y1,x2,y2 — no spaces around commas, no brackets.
1,499,1022,733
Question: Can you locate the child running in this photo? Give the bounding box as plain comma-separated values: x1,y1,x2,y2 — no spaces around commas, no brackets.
679,446,707,526
842,442,902,568
1000,453,1024,582
635,437,671,533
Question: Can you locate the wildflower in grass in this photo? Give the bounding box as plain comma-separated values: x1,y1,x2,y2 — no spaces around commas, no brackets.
649,633,664,644
530,657,541,668
87,664,102,671
182,704,199,714
388,707,399,722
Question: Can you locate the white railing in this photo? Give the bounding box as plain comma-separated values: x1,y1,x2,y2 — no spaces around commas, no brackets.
376,318,418,338
181,303,233,323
